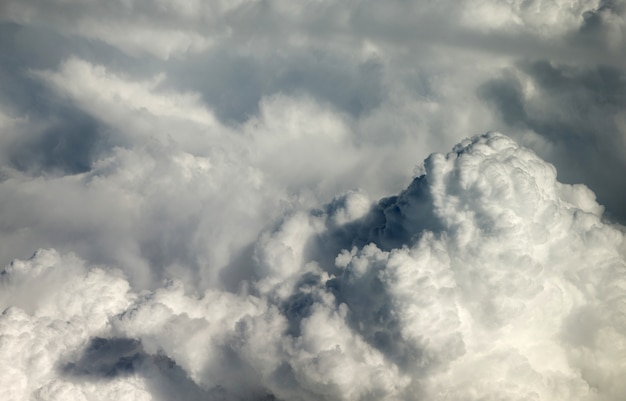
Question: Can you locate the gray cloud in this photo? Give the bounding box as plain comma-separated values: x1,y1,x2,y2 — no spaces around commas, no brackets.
0,1,625,400
165,49,385,123
574,0,626,53
480,61,626,222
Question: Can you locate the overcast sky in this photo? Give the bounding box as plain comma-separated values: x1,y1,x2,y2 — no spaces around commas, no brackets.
1,1,625,400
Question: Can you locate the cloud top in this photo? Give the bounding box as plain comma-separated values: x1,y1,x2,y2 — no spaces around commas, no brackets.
3,133,624,400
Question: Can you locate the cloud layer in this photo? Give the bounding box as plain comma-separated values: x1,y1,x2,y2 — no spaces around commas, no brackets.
1,1,625,400
2,133,625,400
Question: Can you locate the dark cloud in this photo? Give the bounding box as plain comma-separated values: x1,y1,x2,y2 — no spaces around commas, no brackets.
0,23,130,175
165,48,385,123
576,0,626,47
62,337,222,401
6,107,107,175
479,61,626,222
293,178,448,370
63,337,145,378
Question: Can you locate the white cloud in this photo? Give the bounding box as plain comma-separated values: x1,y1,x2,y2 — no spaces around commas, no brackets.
0,250,151,401
0,0,625,399
246,133,626,400
32,57,219,133
1,133,626,400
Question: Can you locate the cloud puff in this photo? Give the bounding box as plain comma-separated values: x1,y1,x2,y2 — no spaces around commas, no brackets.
0,249,149,400
480,60,626,222
4,134,620,400
242,133,626,400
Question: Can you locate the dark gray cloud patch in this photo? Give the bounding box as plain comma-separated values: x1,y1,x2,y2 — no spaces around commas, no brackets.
167,48,385,123
62,337,223,401
0,23,129,176
0,22,151,81
306,176,442,275
479,73,527,128
480,61,626,222
63,337,145,378
7,108,106,175
576,0,626,50
0,72,111,176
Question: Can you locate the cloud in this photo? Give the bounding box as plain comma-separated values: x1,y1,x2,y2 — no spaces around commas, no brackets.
247,133,626,400
1,1,625,400
0,249,147,400
0,54,481,289
4,134,624,400
479,60,626,222
0,0,213,59
574,0,626,54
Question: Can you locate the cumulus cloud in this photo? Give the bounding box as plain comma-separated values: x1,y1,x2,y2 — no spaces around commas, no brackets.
1,0,625,400
480,60,626,222
3,134,625,400
249,133,626,400
0,249,146,400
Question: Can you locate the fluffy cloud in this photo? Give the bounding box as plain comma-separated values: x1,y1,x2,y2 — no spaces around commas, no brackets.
480,60,626,221
0,55,480,289
0,249,149,400
3,0,624,215
5,134,623,400
1,0,625,400
249,133,626,400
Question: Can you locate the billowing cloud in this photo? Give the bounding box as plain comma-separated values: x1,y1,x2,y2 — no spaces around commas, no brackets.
2,134,625,400
248,133,626,400
480,60,626,221
0,0,625,400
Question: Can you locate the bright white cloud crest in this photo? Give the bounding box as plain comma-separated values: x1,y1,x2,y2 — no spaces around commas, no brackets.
2,133,625,400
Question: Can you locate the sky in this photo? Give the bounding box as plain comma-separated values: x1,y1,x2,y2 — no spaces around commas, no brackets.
0,1,625,400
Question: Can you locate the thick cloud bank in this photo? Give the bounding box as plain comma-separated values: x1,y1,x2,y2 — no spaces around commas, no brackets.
2,133,625,400
1,1,625,397
1,0,625,222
